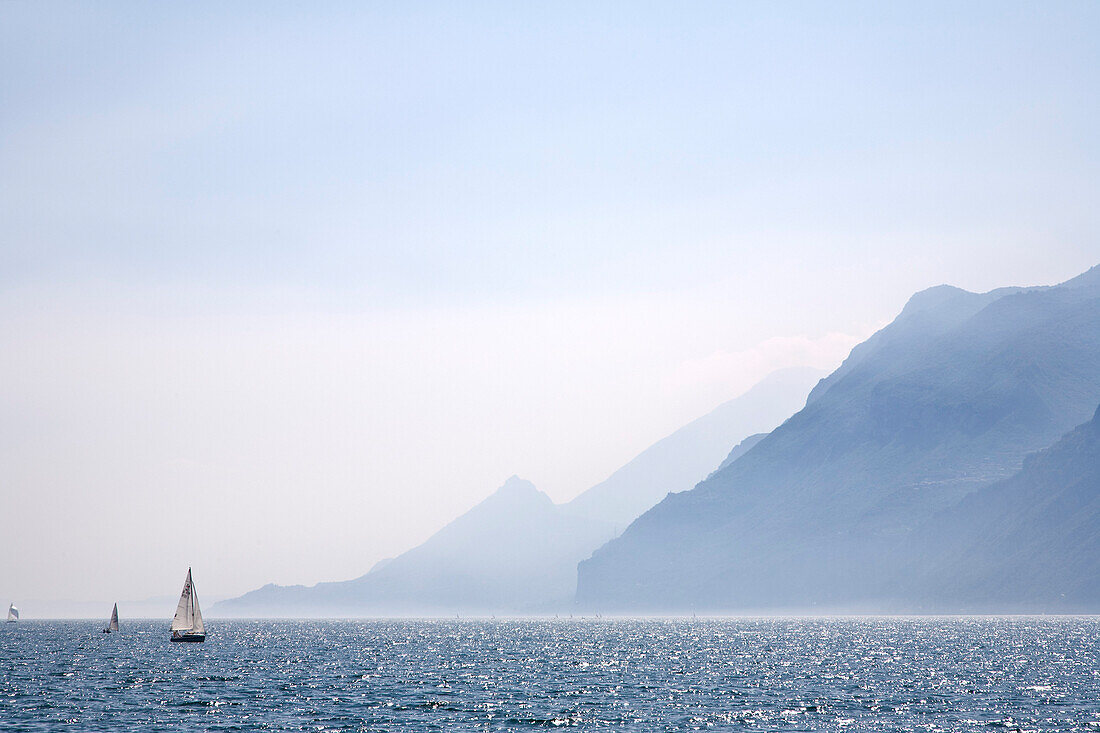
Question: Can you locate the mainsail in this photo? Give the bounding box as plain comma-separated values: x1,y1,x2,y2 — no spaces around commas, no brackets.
108,603,119,632
191,583,204,635
6,604,17,622
171,568,203,634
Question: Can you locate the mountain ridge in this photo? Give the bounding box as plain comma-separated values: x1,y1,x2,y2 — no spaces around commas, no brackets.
577,264,1100,611
566,366,824,525
215,476,616,616
213,367,823,616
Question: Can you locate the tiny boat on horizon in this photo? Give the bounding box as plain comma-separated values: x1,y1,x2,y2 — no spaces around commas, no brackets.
6,603,17,623
170,568,205,642
103,603,118,633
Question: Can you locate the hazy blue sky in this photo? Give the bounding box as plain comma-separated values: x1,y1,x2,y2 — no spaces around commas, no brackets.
2,1,1098,604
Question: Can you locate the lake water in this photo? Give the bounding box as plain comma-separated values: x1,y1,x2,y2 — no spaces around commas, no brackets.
2,618,1099,731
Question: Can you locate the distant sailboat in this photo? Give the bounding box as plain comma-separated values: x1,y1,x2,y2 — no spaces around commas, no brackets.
6,603,17,622
170,568,205,642
103,603,119,633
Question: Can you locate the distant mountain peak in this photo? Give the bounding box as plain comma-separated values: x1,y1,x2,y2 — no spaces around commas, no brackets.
213,472,617,616
491,475,541,499
895,261,1099,322
899,284,976,316
212,366,823,617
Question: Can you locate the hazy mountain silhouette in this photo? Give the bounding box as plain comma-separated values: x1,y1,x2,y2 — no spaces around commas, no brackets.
214,368,822,616
902,403,1100,612
578,265,1100,611
565,367,824,526
215,477,617,616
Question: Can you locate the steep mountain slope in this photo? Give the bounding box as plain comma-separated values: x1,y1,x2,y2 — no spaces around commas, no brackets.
566,367,824,526
711,433,768,476
215,477,618,616
577,265,1100,611
903,404,1100,612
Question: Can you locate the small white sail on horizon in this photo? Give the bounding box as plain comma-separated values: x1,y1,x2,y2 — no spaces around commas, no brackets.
171,568,205,641
6,603,17,622
105,603,119,633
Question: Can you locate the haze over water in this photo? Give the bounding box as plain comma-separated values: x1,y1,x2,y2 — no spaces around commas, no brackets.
4,3,1100,731
3,1,1099,605
4,618,1100,731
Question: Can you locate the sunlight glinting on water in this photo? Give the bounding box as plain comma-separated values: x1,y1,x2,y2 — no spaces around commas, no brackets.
3,618,1100,731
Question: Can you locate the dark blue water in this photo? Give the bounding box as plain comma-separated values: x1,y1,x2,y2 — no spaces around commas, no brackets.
3,618,1100,731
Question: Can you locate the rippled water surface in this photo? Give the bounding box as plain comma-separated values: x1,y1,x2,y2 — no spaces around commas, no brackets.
3,618,1100,731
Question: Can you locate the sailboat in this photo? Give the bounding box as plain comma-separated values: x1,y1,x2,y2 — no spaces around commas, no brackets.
170,568,205,642
6,603,17,623
102,603,119,633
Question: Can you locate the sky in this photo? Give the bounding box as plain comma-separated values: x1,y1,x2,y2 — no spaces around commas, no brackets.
1,1,1098,606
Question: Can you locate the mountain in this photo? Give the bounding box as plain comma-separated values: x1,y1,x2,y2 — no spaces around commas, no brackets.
215,477,618,616
710,433,768,476
903,403,1100,612
566,367,824,526
214,367,823,616
577,265,1100,611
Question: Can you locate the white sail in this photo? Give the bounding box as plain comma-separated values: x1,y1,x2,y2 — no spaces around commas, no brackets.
171,569,194,631
108,603,119,632
6,604,17,621
191,583,204,635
